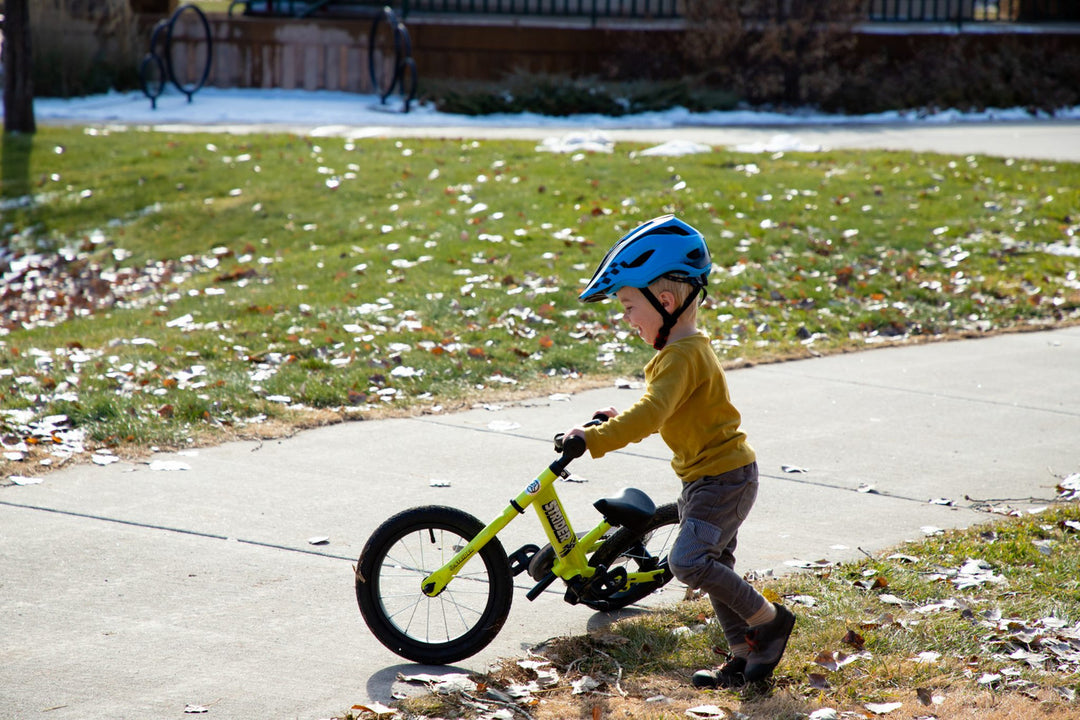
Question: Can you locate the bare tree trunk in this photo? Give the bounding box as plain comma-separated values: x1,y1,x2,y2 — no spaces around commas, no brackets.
3,0,37,134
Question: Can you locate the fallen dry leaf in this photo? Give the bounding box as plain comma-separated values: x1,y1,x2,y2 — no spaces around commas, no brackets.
351,701,397,717
398,672,477,694
864,701,903,715
571,675,600,695
916,687,945,706
842,629,866,650
147,460,191,471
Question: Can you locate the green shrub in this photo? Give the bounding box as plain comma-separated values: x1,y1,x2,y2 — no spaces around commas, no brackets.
680,0,1079,114
830,34,1080,114
31,0,142,97
424,74,739,117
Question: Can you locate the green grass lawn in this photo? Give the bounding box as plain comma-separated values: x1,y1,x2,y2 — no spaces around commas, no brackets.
1,126,1078,471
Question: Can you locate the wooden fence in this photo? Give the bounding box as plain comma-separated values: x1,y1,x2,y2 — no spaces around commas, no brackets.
165,12,668,91
160,7,1079,93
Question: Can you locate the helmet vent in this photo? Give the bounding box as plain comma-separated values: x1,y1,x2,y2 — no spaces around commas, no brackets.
624,249,654,269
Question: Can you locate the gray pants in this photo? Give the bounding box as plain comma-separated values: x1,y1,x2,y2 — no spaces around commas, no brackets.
669,462,768,651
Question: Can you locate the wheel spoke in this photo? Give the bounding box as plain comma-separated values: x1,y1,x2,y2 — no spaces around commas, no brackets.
376,531,494,643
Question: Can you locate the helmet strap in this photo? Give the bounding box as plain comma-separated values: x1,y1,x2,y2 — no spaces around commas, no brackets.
639,285,704,351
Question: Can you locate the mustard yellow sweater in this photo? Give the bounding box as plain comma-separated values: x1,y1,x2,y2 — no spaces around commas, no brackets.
583,333,755,483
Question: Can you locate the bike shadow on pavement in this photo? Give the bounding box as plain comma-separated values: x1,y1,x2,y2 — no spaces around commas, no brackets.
586,605,652,631
367,664,436,703
364,607,651,701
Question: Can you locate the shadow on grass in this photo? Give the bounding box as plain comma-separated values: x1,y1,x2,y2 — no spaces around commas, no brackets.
2,130,33,206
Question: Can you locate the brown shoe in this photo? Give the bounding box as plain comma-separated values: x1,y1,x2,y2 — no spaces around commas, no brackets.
744,603,796,683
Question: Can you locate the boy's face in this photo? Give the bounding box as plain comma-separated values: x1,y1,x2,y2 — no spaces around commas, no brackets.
615,287,665,346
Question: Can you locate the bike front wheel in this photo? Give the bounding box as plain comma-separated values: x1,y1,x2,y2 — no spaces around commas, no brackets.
585,502,679,611
355,505,513,665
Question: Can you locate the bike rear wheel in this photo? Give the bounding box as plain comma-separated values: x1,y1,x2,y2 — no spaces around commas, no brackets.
585,502,679,611
355,505,513,665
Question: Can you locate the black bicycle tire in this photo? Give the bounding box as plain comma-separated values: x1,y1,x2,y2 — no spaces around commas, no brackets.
165,4,213,99
368,6,403,103
584,502,679,611
355,505,513,665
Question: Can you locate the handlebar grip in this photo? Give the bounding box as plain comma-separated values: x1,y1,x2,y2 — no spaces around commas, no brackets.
560,434,587,460
553,414,608,455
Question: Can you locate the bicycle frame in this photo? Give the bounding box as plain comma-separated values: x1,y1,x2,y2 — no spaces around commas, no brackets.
421,449,664,601
356,425,679,665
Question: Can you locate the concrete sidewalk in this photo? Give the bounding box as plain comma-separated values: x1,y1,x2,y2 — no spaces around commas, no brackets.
2,326,1078,720
125,120,1080,162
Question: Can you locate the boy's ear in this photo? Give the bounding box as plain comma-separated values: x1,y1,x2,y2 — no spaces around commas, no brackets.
657,290,678,313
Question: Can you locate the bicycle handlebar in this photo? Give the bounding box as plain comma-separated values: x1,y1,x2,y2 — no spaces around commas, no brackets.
552,412,610,459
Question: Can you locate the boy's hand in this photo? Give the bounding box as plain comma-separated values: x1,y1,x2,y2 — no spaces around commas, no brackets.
562,408,616,450
562,427,588,447
556,426,590,458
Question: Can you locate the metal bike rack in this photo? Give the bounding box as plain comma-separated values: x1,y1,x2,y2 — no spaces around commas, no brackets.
139,3,214,109
368,6,418,113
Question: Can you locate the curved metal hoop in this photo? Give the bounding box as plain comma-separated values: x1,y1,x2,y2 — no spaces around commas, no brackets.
399,55,418,114
368,5,418,113
368,6,403,103
138,52,168,109
139,3,214,107
166,4,214,102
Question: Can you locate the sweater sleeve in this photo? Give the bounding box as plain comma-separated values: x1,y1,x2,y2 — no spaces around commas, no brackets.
582,351,689,458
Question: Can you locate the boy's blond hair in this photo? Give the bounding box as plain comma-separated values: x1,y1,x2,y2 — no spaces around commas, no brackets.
648,277,701,322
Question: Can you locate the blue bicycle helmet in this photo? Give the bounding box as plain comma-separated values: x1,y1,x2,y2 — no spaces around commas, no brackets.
580,215,711,350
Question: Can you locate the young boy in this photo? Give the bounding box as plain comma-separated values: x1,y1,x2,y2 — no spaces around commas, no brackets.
563,214,795,688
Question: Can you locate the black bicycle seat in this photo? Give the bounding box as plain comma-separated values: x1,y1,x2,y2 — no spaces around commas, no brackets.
593,488,656,529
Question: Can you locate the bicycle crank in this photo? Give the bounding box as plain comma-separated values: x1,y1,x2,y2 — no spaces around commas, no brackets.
563,564,629,606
